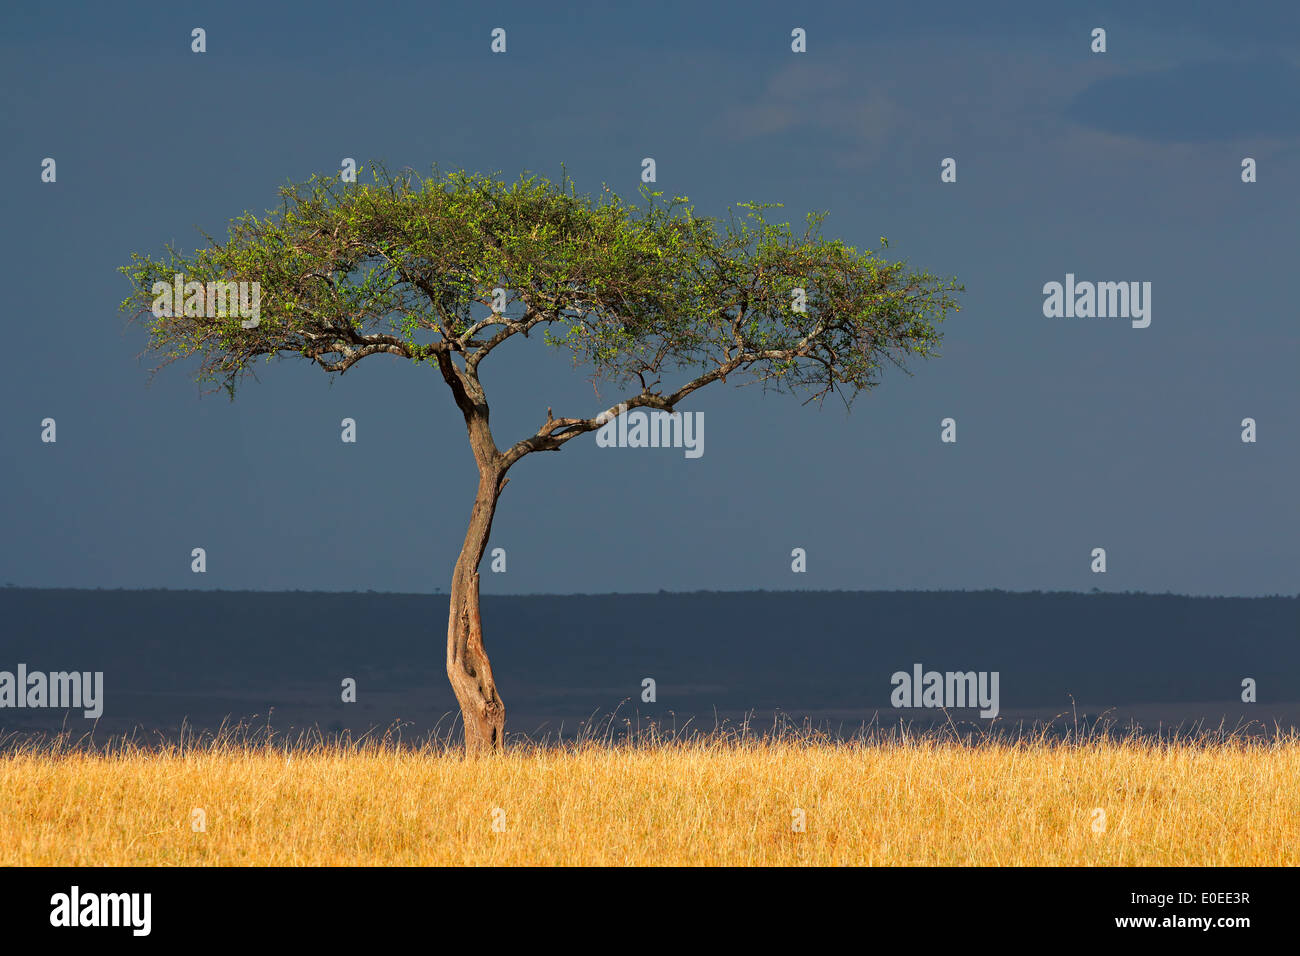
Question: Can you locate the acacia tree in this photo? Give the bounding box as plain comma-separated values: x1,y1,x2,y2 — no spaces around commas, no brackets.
119,164,961,753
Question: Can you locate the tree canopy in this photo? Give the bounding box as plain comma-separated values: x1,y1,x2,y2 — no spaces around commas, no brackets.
119,164,962,436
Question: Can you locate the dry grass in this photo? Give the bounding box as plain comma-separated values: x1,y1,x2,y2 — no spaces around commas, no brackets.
1,722,1296,866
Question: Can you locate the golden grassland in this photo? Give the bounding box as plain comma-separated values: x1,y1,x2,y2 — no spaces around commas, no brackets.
1,725,1296,866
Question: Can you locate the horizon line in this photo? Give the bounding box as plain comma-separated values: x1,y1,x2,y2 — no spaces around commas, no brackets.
2,586,1296,600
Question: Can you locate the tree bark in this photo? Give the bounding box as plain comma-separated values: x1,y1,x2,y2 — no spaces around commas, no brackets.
446,469,506,753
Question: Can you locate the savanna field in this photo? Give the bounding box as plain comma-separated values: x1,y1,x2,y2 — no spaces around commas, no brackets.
2,727,1297,866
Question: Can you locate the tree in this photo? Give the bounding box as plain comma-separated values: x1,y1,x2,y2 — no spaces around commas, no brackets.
119,164,962,753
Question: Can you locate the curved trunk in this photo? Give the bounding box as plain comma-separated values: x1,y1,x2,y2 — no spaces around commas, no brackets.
446,470,506,753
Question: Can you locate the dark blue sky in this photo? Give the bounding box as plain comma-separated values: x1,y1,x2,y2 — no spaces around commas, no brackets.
2,1,1297,596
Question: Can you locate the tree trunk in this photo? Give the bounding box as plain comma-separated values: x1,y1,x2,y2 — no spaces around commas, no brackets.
446,470,506,754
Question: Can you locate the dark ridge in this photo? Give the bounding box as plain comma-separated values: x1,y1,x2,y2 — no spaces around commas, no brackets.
1,588,1295,742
